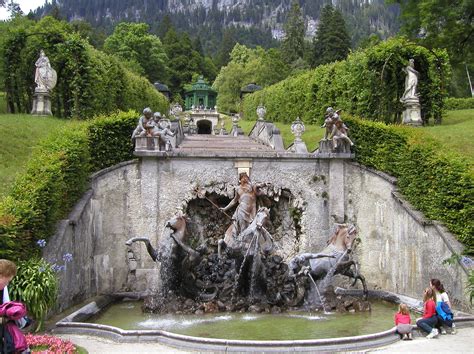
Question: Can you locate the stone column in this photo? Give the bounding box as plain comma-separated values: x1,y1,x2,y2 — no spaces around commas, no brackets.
328,159,345,223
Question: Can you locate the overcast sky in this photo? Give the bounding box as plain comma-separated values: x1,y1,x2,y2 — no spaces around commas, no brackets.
0,0,47,20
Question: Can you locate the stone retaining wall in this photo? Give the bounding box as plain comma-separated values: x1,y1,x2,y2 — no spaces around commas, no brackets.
44,157,471,312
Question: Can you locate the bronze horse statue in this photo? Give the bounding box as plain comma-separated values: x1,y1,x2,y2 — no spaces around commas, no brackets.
218,207,273,257
125,212,190,262
307,223,367,297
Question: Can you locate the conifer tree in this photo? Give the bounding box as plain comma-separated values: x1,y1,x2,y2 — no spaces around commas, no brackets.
281,0,306,64
311,5,351,67
215,28,237,68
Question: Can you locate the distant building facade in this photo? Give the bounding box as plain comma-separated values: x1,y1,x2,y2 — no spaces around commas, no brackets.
184,76,217,110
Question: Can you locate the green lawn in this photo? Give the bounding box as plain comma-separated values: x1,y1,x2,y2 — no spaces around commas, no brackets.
424,109,474,165
0,114,72,196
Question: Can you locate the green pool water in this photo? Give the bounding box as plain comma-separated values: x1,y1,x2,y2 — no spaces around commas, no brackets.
88,301,397,340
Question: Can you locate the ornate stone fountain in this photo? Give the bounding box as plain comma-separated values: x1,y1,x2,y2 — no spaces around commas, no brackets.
125,172,369,315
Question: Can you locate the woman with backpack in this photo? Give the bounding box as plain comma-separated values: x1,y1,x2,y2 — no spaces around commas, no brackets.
431,278,456,335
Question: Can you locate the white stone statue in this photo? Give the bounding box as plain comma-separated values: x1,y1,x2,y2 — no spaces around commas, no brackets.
34,50,57,92
401,59,419,102
400,58,423,126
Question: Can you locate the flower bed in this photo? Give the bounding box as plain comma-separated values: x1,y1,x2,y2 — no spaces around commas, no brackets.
26,334,77,354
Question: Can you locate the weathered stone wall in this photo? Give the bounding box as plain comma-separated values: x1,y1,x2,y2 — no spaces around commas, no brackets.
345,162,470,309
45,157,470,312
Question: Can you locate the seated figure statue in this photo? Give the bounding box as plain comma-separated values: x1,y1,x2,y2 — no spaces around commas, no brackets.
131,107,160,141
330,119,354,152
321,107,337,141
131,108,175,150
152,112,175,151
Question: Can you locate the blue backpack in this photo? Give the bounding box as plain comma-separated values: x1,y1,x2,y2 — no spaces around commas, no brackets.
436,301,453,324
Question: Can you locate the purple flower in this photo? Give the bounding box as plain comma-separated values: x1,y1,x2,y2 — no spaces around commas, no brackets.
36,239,47,248
62,253,73,263
51,263,61,272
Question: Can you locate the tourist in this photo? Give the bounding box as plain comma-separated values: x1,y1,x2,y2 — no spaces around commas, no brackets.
431,278,456,334
394,303,413,340
0,259,18,304
0,259,30,353
416,287,439,339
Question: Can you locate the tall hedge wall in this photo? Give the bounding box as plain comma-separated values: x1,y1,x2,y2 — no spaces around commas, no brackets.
345,116,473,254
444,97,474,111
3,17,168,119
0,111,139,259
243,37,449,125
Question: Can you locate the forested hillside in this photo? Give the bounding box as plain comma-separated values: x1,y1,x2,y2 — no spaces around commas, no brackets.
36,0,400,54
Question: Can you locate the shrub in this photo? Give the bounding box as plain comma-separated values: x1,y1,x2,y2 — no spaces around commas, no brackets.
0,124,90,258
444,97,474,111
345,116,473,253
9,258,58,330
243,37,449,125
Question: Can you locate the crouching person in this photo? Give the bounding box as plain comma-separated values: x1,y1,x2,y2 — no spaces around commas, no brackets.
394,303,413,340
0,259,29,353
416,287,439,339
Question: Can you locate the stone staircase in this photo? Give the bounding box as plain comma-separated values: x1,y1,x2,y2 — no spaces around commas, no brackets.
177,135,274,152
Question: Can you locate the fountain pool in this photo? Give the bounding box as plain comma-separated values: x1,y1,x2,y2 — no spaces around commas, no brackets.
88,300,397,340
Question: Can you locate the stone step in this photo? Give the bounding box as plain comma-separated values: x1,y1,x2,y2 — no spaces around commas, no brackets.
178,135,272,151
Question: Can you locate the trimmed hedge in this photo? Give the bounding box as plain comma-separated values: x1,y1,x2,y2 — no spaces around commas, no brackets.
243,37,449,125
0,123,90,258
345,116,473,254
0,111,140,259
444,97,474,111
3,17,168,119
88,110,137,171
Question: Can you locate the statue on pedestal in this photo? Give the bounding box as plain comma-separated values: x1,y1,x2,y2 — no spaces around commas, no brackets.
400,59,423,126
317,107,354,154
31,50,57,116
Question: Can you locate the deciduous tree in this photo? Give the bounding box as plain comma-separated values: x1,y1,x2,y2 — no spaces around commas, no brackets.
104,22,168,83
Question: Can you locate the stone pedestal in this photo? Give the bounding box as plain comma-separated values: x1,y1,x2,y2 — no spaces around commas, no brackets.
289,140,308,153
401,97,422,126
135,137,161,151
31,90,52,116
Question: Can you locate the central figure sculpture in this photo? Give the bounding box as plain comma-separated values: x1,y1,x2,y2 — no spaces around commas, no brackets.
221,172,261,238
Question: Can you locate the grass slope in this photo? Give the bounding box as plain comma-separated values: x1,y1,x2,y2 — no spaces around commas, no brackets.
0,114,72,196
424,109,474,166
